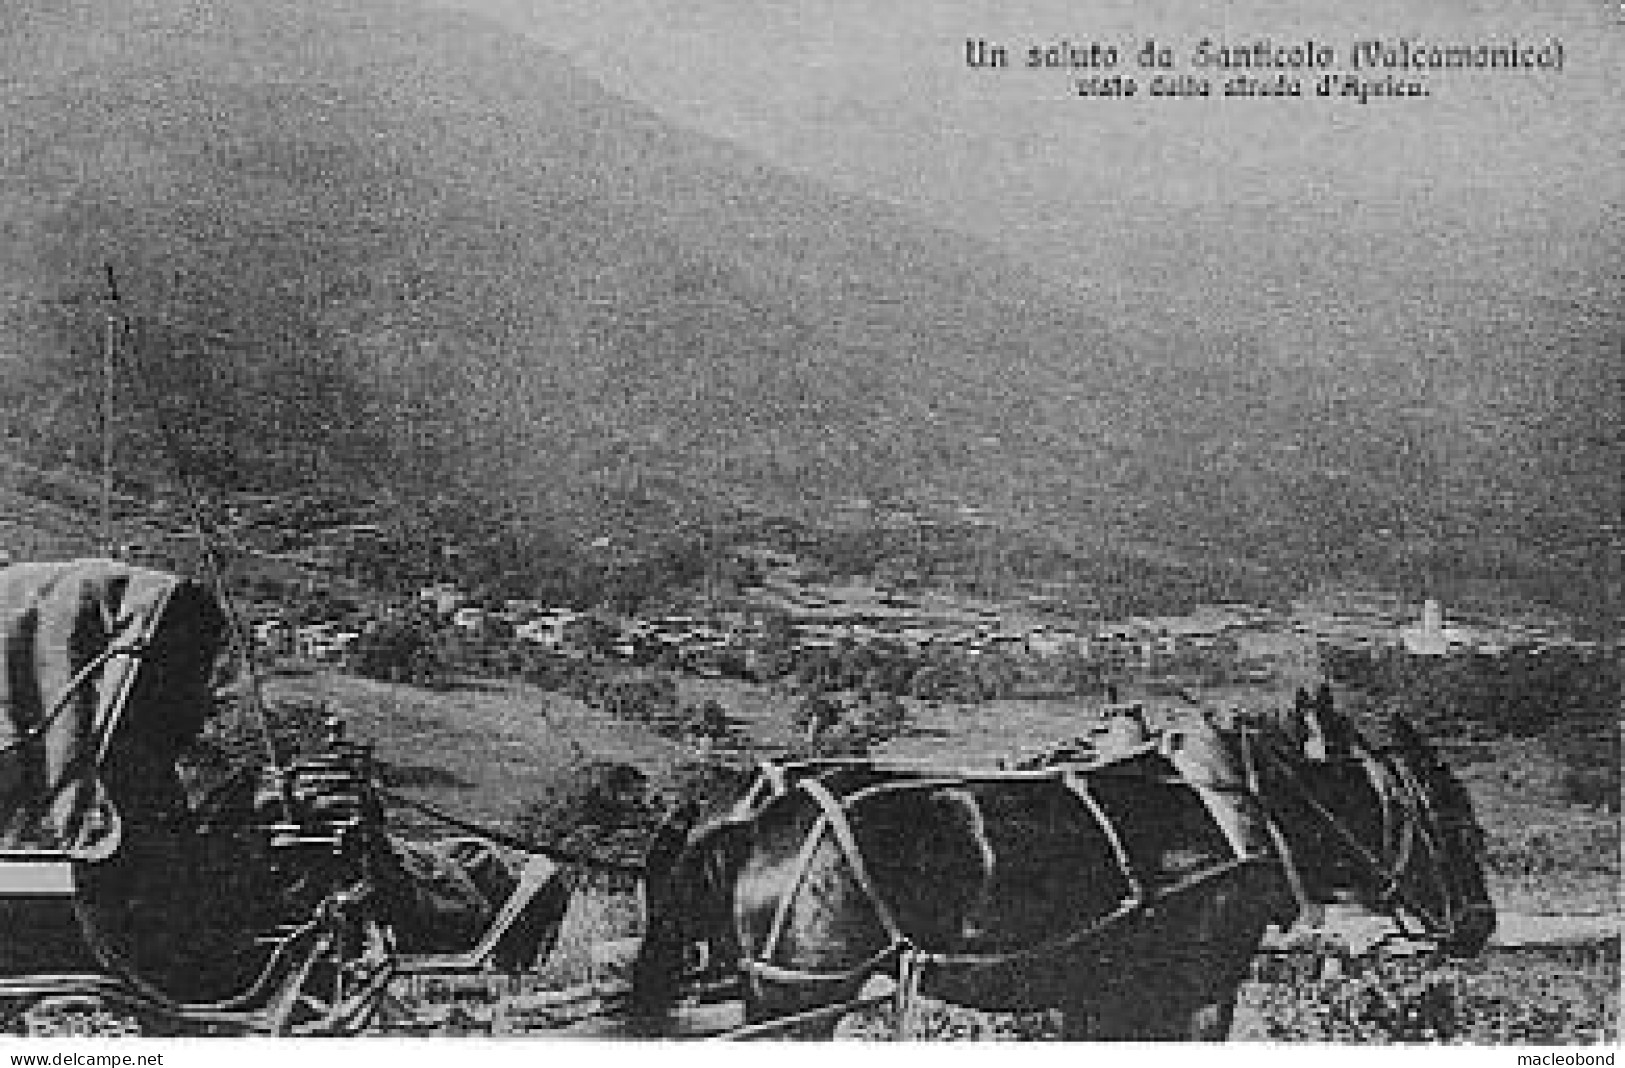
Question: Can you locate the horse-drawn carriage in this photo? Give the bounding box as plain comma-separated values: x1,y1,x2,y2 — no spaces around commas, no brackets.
0,560,572,1036
0,558,1497,1040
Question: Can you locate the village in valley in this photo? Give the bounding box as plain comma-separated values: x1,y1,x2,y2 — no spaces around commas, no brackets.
194,489,1600,705
268,560,1595,691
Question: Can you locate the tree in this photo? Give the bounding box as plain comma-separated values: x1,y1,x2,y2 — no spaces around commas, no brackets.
351,611,445,685
679,700,737,747
514,761,661,865
791,692,845,744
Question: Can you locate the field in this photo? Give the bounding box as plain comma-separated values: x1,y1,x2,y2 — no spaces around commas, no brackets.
254,665,1619,1042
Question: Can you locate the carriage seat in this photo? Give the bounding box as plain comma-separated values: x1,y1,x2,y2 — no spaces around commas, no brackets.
0,852,102,975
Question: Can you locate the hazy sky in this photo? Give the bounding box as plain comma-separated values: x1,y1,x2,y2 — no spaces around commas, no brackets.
436,4,1613,226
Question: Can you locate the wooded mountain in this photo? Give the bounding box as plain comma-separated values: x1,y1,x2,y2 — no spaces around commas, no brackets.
0,0,1615,619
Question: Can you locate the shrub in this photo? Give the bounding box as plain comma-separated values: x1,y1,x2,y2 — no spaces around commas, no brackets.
672,700,741,747
857,693,910,739
595,675,679,725
663,757,757,821
187,695,330,775
789,692,846,741
513,760,661,863
350,613,449,686
1545,719,1621,812
1241,941,1619,1044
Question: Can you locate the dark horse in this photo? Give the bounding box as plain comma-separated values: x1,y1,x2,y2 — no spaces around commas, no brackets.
1249,698,1496,957
632,705,1495,1040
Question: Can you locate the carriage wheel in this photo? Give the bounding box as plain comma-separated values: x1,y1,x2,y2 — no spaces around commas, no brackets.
266,917,395,1036
21,996,144,1038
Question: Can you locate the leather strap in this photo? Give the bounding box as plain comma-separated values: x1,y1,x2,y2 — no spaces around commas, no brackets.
798,777,908,944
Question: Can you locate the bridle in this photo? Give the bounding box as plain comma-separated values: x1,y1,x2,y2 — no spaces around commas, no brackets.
1372,748,1491,943
1240,727,1476,946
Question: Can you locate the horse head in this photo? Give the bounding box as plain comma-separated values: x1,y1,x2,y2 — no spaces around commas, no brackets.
1247,705,1495,957
631,800,751,1024
1371,713,1496,956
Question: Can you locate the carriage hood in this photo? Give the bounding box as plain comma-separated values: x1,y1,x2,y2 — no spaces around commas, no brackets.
0,559,226,859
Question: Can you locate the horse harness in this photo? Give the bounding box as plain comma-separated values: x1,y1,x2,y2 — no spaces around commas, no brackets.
1237,728,1459,939
718,731,1466,1036
730,754,1272,1032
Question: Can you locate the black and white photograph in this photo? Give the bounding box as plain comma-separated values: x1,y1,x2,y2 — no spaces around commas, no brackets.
0,0,1618,1054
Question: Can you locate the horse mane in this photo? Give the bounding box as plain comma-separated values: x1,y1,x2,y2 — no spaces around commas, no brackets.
1372,711,1496,954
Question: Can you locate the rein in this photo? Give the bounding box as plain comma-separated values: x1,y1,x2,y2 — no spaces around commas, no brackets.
377,787,645,876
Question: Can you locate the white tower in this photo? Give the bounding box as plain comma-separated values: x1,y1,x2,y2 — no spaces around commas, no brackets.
1403,598,1448,656
1422,598,1443,636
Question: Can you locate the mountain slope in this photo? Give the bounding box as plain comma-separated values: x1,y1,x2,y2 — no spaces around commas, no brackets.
2,0,1130,501
0,0,1614,618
